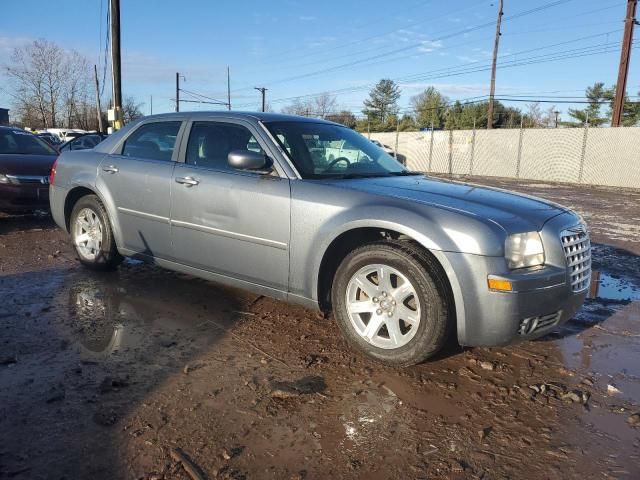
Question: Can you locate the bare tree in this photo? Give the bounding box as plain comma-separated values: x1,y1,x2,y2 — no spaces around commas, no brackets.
282,93,338,118
312,93,337,119
122,96,144,124
525,102,544,128
4,39,93,129
541,105,558,128
282,98,310,116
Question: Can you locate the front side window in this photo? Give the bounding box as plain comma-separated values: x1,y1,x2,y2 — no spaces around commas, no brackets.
121,122,181,161
0,129,57,156
264,121,406,179
186,122,264,171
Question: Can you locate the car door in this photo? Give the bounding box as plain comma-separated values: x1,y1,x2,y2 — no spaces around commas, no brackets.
170,119,290,291
97,120,184,260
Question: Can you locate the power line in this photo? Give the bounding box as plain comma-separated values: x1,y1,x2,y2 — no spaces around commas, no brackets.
244,0,483,71
234,35,629,108
233,0,579,92
100,1,110,98
242,0,621,81
179,88,228,105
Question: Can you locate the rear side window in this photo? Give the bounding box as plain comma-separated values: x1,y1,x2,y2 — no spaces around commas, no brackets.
122,122,181,161
186,122,264,171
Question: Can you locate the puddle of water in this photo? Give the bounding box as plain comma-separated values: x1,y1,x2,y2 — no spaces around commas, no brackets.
53,266,253,359
559,300,640,402
589,271,640,301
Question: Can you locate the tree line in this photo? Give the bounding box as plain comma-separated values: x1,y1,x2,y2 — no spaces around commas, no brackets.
281,79,640,132
3,39,143,130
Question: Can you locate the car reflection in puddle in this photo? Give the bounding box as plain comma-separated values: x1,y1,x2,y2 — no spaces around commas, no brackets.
56,264,253,361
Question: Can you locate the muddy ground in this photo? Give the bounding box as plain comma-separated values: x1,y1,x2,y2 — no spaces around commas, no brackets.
1,177,639,480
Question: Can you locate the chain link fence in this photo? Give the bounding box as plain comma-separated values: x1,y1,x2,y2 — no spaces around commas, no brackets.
370,127,640,189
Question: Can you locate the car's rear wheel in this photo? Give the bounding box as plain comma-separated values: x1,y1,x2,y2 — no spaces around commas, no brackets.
331,241,452,366
70,195,122,270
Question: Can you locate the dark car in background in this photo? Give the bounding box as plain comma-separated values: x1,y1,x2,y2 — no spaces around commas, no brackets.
0,126,58,212
37,132,62,147
58,133,106,152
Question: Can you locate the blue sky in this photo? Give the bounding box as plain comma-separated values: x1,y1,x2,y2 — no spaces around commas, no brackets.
1,0,638,118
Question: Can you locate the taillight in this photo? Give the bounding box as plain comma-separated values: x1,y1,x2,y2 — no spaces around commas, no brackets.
49,158,58,185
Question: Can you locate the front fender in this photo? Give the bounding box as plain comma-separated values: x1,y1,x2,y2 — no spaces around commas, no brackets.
305,211,468,330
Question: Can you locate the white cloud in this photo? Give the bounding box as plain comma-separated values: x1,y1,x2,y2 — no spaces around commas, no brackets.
418,40,443,53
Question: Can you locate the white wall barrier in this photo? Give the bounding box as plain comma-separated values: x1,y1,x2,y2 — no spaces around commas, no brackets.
370,127,640,189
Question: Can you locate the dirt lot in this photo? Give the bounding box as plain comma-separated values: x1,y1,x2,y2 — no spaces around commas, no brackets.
1,177,639,480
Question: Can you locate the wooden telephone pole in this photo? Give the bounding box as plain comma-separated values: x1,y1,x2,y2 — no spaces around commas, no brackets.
487,0,504,129
612,0,637,127
109,0,123,129
254,87,267,112
175,72,180,112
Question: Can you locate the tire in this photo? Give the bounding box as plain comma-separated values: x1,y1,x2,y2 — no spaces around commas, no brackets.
331,240,452,367
70,194,122,271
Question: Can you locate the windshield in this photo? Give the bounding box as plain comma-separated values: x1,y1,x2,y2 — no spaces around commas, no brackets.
0,129,57,155
265,121,408,179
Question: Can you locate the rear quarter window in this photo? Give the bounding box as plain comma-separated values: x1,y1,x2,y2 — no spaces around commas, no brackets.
121,122,181,161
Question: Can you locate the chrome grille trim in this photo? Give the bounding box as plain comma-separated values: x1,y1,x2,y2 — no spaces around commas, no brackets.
561,225,591,292
5,175,49,185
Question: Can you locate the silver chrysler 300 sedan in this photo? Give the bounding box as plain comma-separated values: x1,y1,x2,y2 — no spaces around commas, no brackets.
49,112,590,366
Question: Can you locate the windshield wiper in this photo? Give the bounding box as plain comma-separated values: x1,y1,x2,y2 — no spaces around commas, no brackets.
333,173,383,179
387,171,423,176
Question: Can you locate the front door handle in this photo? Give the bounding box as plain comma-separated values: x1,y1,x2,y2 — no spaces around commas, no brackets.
102,165,119,174
175,176,199,187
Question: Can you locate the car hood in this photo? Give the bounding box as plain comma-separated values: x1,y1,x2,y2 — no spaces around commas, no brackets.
0,153,58,176
318,175,570,232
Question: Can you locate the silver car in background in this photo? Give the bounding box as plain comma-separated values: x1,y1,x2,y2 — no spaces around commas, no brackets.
49,112,590,366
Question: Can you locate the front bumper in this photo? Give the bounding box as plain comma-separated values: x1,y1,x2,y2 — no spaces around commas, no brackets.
448,212,589,347
0,183,50,212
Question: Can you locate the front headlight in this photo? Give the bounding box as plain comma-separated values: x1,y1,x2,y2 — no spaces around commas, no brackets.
0,174,9,184
505,232,545,269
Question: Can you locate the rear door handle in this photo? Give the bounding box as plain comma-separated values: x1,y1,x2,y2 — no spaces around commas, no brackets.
175,176,199,187
102,165,119,174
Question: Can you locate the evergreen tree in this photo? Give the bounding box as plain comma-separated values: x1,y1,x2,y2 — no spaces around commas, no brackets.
567,82,609,126
362,79,401,124
410,86,448,129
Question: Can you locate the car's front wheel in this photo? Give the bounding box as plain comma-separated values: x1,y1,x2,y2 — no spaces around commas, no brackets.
331,241,452,366
70,195,122,270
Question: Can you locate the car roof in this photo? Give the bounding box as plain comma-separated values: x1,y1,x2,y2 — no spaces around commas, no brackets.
141,111,343,126
0,126,36,134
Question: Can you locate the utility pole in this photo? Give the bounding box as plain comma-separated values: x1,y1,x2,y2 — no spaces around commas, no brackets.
612,0,638,127
150,95,153,115
93,64,104,133
227,66,231,111
487,0,504,130
254,87,267,112
109,0,123,130
176,72,180,112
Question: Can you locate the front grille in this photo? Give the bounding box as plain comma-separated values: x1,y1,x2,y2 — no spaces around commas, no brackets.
519,311,561,336
561,225,591,292
6,175,49,185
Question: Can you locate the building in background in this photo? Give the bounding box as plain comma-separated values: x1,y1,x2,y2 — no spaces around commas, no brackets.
0,108,9,125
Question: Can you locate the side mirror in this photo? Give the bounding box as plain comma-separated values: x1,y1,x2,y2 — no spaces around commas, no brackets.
228,150,272,174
